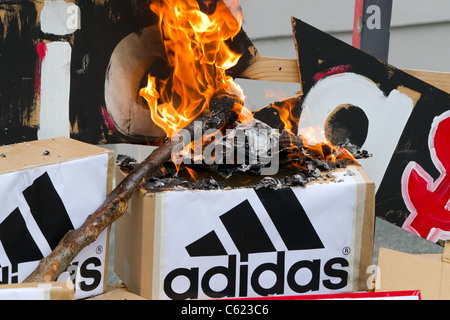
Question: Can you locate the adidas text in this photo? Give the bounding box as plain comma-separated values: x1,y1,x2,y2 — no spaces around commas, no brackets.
0,257,102,294
164,251,349,299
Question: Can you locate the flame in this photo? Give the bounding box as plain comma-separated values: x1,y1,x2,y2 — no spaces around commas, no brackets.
232,101,253,125
299,125,327,146
272,99,356,166
140,0,357,178
140,0,245,138
185,167,199,181
269,99,298,133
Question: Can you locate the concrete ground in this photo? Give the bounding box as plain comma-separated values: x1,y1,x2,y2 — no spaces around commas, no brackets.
372,217,443,264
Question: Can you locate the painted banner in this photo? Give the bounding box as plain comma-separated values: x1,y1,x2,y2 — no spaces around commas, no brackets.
291,17,450,244
0,0,158,145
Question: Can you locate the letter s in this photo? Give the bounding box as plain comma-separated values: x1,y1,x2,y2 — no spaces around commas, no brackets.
79,257,102,292
323,257,348,290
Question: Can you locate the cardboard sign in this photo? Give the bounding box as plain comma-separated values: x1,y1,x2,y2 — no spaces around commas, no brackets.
114,165,375,300
291,17,450,244
0,0,251,146
0,137,113,299
0,0,159,145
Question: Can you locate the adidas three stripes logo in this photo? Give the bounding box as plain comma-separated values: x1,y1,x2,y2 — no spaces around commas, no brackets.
0,172,74,267
186,187,325,258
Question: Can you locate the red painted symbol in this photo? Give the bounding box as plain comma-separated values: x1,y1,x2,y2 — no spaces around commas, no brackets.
402,110,450,242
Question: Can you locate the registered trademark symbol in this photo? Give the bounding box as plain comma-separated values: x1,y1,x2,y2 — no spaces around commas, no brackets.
342,246,351,255
96,245,103,254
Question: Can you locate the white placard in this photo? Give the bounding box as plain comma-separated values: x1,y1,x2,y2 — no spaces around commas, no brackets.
0,154,109,299
159,171,358,300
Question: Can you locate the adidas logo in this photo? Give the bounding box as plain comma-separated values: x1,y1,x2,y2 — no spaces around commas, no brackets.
163,187,350,300
0,172,73,270
0,172,102,292
186,188,324,257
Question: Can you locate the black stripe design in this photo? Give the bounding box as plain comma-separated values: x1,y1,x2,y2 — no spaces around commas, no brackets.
0,208,43,265
22,172,74,250
186,231,227,257
220,200,276,255
185,188,325,257
254,187,324,250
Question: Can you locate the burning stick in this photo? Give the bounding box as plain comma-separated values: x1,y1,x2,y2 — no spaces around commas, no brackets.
24,92,242,283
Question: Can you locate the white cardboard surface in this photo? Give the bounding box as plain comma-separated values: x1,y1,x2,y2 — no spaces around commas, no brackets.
0,153,109,299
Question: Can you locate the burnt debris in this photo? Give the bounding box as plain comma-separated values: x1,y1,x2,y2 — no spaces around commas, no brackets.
117,123,370,192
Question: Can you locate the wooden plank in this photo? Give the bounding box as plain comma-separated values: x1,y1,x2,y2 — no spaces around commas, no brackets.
403,69,450,94
238,57,450,95
239,56,300,83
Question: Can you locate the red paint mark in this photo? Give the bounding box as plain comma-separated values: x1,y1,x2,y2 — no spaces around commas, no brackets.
313,65,352,82
352,0,364,49
101,106,117,132
34,42,48,97
402,110,450,242
36,42,48,60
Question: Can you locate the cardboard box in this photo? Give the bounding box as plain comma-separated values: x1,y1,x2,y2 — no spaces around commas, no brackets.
0,282,75,300
376,246,450,300
87,284,147,300
0,137,114,299
115,164,375,300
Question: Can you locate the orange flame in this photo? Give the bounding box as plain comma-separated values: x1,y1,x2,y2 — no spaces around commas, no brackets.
140,0,245,138
269,98,299,133
185,167,199,181
271,99,356,165
299,125,327,146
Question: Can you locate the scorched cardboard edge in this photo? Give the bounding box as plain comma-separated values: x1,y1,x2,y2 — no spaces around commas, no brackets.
0,137,114,299
115,164,375,300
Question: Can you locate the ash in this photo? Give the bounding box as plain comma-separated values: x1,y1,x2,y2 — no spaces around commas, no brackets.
117,121,369,192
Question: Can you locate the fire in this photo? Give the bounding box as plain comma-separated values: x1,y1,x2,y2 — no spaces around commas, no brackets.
299,125,328,146
298,125,356,163
185,167,199,181
270,99,298,133
272,99,356,165
139,0,245,138
139,0,356,180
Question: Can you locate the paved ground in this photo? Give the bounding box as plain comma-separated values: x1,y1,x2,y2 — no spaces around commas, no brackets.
372,217,443,264
106,217,444,286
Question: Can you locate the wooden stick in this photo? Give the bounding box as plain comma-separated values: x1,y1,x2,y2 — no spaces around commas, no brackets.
24,92,242,283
